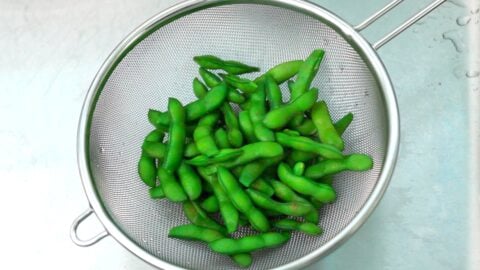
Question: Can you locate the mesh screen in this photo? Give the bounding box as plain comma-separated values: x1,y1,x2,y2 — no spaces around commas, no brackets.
88,3,388,269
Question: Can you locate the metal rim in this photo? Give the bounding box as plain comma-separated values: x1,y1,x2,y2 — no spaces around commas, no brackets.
76,0,400,269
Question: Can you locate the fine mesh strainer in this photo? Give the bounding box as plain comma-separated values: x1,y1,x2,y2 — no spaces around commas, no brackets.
71,0,445,269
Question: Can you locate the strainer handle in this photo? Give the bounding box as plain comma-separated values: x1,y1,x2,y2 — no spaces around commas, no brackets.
354,0,447,50
70,208,109,247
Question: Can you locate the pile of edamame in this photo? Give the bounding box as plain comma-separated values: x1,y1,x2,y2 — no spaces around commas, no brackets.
138,50,373,267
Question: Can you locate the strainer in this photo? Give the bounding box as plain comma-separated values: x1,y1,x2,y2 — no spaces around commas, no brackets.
71,0,445,269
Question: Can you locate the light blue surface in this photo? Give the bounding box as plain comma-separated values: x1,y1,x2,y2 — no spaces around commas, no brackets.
306,0,472,269
0,0,477,269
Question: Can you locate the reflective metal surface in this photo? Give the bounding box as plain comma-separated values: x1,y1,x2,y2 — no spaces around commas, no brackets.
0,0,477,269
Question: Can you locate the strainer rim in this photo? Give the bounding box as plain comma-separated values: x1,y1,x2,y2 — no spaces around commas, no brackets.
76,0,400,269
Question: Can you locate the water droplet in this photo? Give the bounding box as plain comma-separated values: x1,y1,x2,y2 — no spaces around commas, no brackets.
466,70,480,78
99,147,105,153
142,238,148,243
442,30,466,53
456,15,471,26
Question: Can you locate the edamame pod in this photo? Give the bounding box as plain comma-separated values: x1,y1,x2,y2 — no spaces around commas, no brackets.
186,148,243,167
278,163,336,203
193,113,220,157
182,200,225,233
311,101,344,150
214,128,232,149
217,167,270,232
158,167,187,202
200,195,219,213
276,132,343,160
304,154,374,179
246,189,312,216
263,88,318,130
138,155,156,187
163,98,186,171
194,55,260,75
209,232,291,255
273,219,322,235
255,60,303,84
178,162,202,200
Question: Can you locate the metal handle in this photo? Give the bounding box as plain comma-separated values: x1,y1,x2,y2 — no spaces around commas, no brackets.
355,0,447,50
70,208,109,247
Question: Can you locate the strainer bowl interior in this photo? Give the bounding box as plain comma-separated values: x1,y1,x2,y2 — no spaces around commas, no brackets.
78,1,399,269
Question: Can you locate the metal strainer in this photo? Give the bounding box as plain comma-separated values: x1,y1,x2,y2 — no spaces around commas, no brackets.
71,0,445,269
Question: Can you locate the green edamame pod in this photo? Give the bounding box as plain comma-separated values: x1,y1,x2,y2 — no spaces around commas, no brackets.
265,74,283,110
198,68,245,104
200,195,219,213
210,142,284,170
292,112,354,137
169,224,224,242
217,167,270,232
223,74,258,94
186,148,243,167
150,83,228,127
182,200,226,233
138,155,156,187
293,162,305,176
256,60,304,84
227,88,246,104
142,142,167,160
221,103,243,147
273,219,322,235
288,49,325,126
311,101,344,150
304,154,374,179
178,162,202,200
199,67,222,88
334,112,354,136
193,77,209,98
263,88,318,130
145,129,166,142
238,111,257,143
147,109,168,129
293,119,316,136
198,168,239,234
163,98,186,171
268,179,318,223
239,155,284,187
193,113,220,157
186,82,228,122
214,128,232,149
278,163,336,203
282,129,301,137
149,186,165,199
246,189,312,216
231,253,253,268
250,178,274,197
208,232,291,255
276,132,342,160
249,80,275,141
289,49,325,100
194,55,260,75
158,167,187,202
168,224,252,268
184,142,200,158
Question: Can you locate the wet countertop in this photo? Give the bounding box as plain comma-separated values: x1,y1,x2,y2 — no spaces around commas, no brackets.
0,0,478,269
